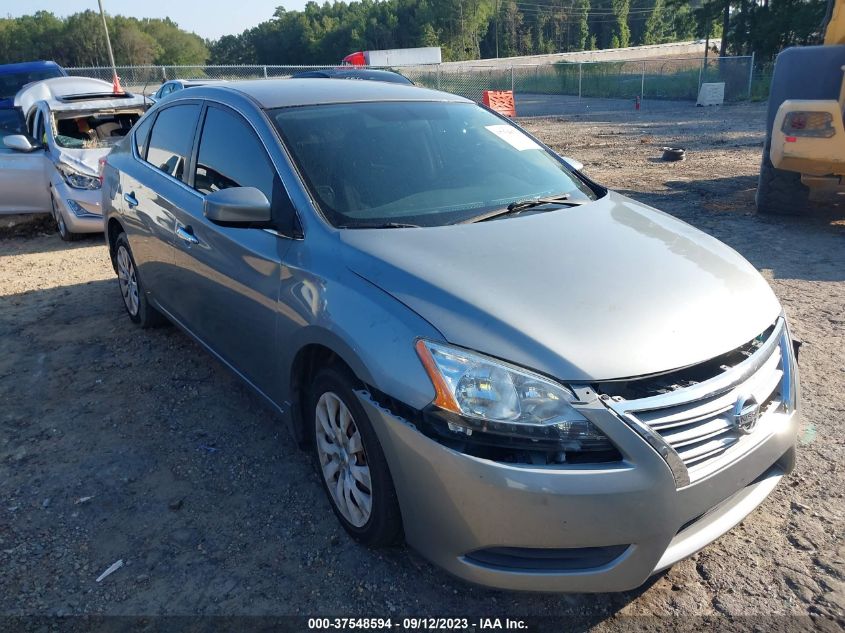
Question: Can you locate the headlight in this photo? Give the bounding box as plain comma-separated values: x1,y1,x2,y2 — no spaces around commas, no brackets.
59,165,101,190
415,340,613,456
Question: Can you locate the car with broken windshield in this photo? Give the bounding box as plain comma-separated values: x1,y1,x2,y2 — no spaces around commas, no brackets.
2,77,146,239
101,79,799,592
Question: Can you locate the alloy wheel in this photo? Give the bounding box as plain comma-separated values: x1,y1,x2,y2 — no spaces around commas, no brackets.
314,391,373,527
116,245,139,317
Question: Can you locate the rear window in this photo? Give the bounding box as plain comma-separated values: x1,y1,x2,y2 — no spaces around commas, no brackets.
0,68,64,100
145,104,200,181
133,113,154,158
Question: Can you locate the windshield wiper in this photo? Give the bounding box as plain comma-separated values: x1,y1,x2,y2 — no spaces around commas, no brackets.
460,195,588,224
337,221,422,229
506,194,589,213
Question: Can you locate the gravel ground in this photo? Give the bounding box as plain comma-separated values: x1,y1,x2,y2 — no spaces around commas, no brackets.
0,101,843,628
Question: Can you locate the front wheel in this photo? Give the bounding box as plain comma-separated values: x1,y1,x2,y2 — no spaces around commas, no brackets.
51,191,80,242
309,366,402,546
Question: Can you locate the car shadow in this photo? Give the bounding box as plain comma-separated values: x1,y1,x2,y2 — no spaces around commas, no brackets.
0,276,690,617
0,228,104,257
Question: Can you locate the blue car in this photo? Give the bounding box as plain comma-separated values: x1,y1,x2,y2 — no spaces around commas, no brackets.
0,61,66,109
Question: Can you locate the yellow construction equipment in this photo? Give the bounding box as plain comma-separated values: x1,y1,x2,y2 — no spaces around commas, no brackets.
757,0,845,214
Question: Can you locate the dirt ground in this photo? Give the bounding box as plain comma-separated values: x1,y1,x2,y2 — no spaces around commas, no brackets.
1,102,843,628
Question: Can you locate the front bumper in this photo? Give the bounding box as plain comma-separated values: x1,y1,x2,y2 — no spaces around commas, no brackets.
358,393,797,593
52,179,104,234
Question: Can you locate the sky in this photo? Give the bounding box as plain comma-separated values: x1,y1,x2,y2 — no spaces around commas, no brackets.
5,0,310,39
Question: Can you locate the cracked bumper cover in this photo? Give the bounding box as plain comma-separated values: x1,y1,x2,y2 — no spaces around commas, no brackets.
52,179,103,233
356,392,798,592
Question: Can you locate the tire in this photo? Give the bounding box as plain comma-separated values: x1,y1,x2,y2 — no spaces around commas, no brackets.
755,141,810,216
114,232,167,328
51,191,80,242
308,366,402,546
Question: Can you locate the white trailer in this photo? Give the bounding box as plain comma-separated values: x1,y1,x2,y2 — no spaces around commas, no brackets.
342,47,442,67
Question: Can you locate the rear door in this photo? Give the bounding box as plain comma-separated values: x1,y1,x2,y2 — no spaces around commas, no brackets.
0,107,51,214
118,102,202,313
167,102,296,396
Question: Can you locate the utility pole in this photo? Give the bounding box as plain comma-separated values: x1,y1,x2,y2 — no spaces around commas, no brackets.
460,0,465,59
97,0,122,92
495,0,499,58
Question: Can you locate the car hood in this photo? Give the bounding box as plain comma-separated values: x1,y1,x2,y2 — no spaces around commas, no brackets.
340,192,782,382
55,146,111,177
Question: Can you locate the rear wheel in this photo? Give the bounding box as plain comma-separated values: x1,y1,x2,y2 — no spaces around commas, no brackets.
309,366,402,546
114,232,166,328
755,146,809,216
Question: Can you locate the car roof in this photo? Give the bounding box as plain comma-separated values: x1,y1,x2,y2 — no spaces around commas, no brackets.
0,60,65,76
15,77,147,113
183,78,470,109
291,68,413,85
170,79,225,86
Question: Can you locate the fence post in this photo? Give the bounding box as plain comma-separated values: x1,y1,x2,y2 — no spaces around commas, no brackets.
747,52,755,100
698,57,704,91
263,65,268,78
437,64,441,90
641,61,645,103
511,65,514,92
578,63,582,99
161,66,166,81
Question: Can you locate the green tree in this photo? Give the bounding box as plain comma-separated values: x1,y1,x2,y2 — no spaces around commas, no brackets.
610,0,631,47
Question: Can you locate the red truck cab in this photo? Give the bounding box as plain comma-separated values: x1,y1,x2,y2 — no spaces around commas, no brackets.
341,52,366,66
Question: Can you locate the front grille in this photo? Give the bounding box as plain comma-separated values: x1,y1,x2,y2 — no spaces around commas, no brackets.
604,318,793,486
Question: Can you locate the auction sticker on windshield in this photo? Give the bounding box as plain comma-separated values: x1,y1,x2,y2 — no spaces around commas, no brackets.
485,124,542,151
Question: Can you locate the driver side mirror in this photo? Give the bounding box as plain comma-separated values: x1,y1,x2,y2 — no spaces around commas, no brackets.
4,134,38,153
561,156,584,172
204,186,272,226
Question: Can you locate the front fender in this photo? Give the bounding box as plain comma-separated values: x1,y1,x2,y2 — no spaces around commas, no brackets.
276,256,442,415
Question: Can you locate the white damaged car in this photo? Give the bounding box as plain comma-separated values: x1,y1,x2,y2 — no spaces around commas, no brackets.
3,77,146,240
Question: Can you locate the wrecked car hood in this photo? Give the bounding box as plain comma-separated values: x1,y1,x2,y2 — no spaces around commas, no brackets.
54,145,110,176
341,191,782,381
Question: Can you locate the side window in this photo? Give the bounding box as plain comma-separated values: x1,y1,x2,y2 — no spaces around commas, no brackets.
133,113,154,158
0,109,26,152
145,104,200,181
193,106,275,201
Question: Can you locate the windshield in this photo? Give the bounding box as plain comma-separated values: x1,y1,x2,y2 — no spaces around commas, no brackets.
270,101,598,227
52,111,141,149
0,69,64,100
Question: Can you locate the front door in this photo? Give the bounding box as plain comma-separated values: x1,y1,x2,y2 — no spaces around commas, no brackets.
167,103,295,397
0,108,50,214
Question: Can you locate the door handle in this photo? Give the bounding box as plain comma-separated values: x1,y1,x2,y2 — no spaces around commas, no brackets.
123,192,138,208
176,225,199,245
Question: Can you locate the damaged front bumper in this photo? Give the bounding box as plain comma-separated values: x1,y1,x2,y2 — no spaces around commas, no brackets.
51,177,103,234
355,317,800,592
359,390,797,592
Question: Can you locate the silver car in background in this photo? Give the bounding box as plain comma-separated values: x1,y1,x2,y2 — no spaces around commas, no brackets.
3,77,146,240
147,79,225,104
101,79,799,592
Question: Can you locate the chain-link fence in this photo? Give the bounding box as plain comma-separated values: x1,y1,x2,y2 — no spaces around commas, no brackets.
66,56,755,117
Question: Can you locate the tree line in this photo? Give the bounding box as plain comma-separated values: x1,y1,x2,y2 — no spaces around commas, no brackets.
0,0,829,69
0,11,208,67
